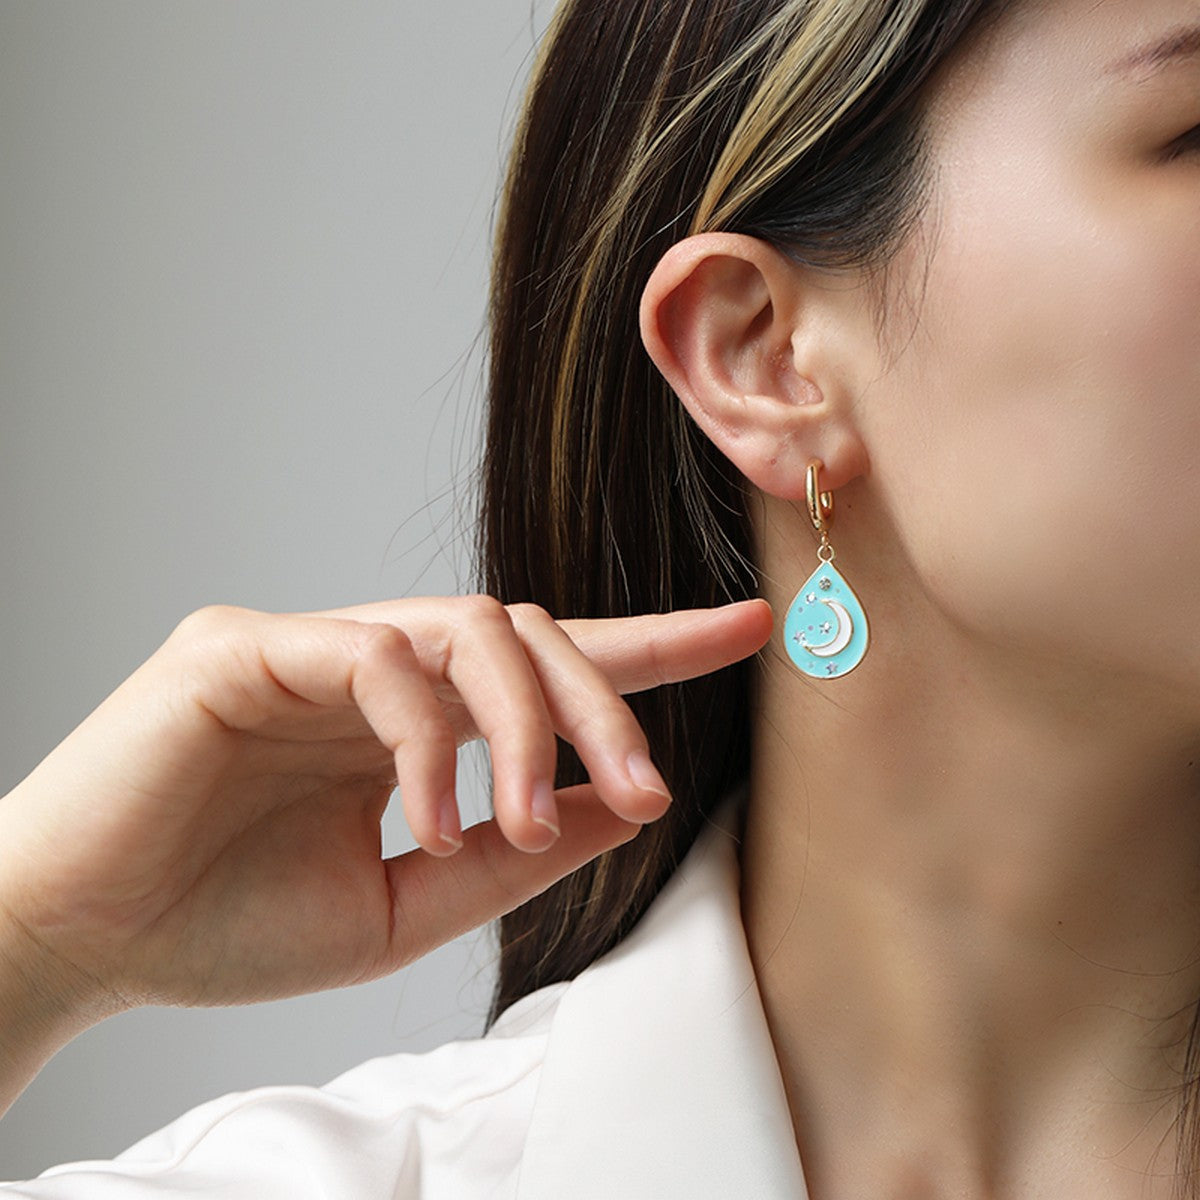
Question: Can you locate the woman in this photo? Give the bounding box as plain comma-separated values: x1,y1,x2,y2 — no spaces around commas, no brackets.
3,0,1199,1194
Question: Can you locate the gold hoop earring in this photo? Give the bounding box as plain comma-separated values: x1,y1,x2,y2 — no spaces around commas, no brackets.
783,459,870,679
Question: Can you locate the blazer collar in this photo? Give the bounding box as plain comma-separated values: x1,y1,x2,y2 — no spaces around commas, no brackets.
516,783,811,1198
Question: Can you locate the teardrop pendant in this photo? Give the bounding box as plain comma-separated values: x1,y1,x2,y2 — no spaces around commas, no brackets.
783,555,870,679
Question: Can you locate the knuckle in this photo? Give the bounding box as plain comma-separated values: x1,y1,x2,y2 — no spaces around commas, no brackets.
457,593,510,625
476,832,529,905
639,638,670,689
384,893,427,969
397,714,456,757
505,601,555,629
496,705,557,749
171,604,245,642
568,700,633,747
358,622,414,662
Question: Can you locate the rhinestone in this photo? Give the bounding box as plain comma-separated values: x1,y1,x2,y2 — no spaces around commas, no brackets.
806,592,817,604
819,577,833,591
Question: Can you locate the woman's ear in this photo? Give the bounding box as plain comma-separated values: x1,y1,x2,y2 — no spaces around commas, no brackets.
639,232,870,497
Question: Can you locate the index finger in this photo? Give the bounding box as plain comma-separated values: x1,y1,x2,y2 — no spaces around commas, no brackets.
556,598,774,695
295,594,774,695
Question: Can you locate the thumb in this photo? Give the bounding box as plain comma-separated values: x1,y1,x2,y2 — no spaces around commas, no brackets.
377,786,643,972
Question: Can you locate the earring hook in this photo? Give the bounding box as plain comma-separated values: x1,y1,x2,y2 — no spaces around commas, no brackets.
807,459,834,533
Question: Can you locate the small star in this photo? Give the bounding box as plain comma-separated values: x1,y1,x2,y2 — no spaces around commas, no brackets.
820,621,832,634
806,592,817,604
826,663,840,675
793,632,806,644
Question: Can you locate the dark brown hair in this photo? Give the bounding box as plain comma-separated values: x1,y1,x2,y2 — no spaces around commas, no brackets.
476,0,1001,1012
473,3,1200,1189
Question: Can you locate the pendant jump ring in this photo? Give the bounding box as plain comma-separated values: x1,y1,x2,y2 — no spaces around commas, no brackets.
807,459,834,533
817,544,835,563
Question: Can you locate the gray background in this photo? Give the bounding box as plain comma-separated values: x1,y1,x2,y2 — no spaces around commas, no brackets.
0,0,554,1179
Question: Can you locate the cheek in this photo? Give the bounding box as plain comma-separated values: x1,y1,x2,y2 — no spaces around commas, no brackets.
865,173,1200,684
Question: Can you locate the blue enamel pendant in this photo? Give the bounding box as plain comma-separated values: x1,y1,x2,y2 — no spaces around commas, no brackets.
783,555,870,679
784,460,869,680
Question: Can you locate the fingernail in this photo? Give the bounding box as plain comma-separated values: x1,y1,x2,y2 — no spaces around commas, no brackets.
438,795,464,852
530,781,561,838
626,750,671,800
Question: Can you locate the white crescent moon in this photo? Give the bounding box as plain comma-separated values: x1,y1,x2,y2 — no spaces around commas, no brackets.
806,600,854,658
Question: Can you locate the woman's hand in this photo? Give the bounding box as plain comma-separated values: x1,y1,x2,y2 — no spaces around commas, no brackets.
0,596,773,1034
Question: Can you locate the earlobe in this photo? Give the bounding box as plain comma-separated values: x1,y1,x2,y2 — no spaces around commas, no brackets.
639,232,866,499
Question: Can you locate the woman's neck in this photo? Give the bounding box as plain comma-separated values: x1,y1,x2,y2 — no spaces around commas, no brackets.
741,550,1200,1198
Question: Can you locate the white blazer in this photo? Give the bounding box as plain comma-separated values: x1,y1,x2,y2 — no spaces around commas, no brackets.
1,785,811,1198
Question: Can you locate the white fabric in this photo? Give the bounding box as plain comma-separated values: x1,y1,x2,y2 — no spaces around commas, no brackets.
1,785,810,1198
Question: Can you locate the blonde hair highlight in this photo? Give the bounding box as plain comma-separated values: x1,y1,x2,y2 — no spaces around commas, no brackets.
494,0,942,557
